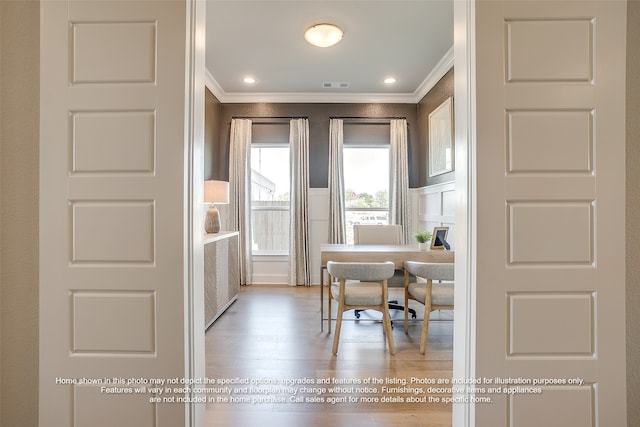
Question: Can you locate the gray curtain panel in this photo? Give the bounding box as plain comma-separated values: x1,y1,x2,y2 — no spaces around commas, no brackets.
390,119,411,244
229,118,253,285
328,118,346,244
289,118,311,286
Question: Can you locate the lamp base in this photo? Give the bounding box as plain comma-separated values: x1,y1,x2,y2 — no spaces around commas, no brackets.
205,204,221,233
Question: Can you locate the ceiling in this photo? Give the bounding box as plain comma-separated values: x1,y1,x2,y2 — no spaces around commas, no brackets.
205,1,454,103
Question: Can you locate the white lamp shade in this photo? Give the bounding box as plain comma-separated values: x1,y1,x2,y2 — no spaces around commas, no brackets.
204,180,229,204
304,23,343,48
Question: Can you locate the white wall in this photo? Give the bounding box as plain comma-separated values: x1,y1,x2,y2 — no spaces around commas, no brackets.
412,182,456,250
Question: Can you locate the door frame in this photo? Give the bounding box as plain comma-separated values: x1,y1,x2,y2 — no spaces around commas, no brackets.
185,0,207,425
451,0,476,426
184,2,477,427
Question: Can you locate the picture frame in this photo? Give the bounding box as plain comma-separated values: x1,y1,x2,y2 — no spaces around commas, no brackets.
428,97,454,177
431,226,449,250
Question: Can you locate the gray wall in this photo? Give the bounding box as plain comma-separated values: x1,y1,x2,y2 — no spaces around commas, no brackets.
216,103,419,188
417,68,455,187
627,1,640,424
204,87,222,181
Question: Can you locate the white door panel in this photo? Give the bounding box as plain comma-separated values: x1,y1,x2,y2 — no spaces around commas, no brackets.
40,1,202,425
474,1,626,425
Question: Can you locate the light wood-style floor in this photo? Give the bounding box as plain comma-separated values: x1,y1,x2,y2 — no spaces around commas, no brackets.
205,285,453,427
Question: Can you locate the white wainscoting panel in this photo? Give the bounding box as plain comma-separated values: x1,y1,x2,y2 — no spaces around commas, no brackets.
412,182,455,249
309,188,329,285
251,255,288,285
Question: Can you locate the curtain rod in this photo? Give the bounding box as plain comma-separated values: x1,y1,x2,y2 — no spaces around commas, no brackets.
330,116,406,119
330,116,407,124
231,116,308,123
229,116,406,124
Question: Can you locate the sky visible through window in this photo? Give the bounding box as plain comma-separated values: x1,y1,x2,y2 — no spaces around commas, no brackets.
252,146,289,199
344,147,389,196
252,146,389,197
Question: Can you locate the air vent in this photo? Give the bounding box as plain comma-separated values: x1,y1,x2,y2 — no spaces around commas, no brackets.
322,82,350,89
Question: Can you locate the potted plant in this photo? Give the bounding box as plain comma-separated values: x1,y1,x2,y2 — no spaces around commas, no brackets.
414,231,432,250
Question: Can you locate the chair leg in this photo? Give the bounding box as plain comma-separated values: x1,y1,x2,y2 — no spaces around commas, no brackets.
382,306,395,355
419,309,430,355
403,290,410,334
327,288,332,334
332,298,345,355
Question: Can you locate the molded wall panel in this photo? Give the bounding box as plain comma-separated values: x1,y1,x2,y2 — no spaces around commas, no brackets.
414,182,455,249
71,201,155,264
72,111,155,174
72,291,156,354
507,110,593,173
74,384,156,426
508,202,593,264
72,21,156,84
509,385,595,427
508,292,594,356
506,19,593,82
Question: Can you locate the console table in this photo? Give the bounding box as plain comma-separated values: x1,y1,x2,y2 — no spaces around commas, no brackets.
204,232,240,329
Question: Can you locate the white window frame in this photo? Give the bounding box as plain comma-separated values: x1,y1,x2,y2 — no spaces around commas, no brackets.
250,142,290,256
343,144,391,242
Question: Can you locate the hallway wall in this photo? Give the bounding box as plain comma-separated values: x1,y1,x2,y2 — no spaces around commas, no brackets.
626,1,640,424
0,1,40,426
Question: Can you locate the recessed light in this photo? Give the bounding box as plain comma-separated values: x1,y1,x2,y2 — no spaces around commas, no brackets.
243,77,256,84
304,23,343,48
384,77,397,84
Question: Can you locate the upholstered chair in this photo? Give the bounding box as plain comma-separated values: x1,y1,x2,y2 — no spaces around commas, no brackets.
403,261,454,354
327,261,396,355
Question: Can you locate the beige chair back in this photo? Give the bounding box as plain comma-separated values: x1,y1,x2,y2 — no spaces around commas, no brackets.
404,261,454,281
353,224,402,245
327,261,395,282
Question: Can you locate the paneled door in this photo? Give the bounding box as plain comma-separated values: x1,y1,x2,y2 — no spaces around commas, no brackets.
473,1,627,426
39,1,204,426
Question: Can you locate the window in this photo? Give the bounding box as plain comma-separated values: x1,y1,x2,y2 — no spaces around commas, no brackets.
343,146,390,243
251,145,290,254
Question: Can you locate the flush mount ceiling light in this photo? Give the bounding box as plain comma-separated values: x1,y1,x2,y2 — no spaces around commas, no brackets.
243,76,256,84
304,23,343,48
384,77,397,84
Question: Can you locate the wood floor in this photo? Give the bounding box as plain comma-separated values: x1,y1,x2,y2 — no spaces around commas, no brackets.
205,285,453,427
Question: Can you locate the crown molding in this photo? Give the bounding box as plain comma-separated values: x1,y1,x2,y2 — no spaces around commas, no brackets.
413,46,455,102
204,69,226,101
205,46,454,104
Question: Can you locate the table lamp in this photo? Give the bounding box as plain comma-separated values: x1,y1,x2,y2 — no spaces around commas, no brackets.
204,180,229,233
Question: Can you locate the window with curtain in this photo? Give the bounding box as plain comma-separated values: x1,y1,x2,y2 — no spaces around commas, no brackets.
343,145,390,244
250,144,290,254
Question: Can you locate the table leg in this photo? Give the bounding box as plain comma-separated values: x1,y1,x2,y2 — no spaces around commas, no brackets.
320,267,324,332
327,273,332,334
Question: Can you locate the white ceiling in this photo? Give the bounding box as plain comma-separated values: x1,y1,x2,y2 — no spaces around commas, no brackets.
205,1,454,103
